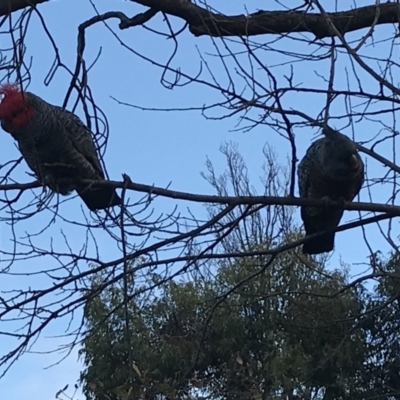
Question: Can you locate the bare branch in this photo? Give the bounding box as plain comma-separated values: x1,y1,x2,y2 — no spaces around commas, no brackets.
0,0,49,15
126,2,400,38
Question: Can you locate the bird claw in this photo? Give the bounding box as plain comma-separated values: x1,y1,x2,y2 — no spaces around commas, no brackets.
320,196,345,210
337,197,346,208
43,174,56,187
320,196,332,211
42,174,62,193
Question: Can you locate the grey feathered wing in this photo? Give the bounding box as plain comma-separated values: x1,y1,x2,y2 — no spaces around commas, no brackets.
300,172,343,255
298,141,340,254
55,106,121,211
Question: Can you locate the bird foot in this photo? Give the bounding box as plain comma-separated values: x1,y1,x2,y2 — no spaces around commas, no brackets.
43,174,56,187
336,197,346,208
320,196,345,210
320,196,332,211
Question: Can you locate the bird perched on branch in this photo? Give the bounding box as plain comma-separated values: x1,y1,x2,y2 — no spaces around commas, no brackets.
0,83,121,211
297,129,364,255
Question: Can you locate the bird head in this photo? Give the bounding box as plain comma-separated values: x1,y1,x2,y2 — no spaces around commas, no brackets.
320,133,362,179
0,83,35,134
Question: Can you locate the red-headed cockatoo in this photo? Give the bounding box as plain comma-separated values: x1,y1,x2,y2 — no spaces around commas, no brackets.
0,83,121,211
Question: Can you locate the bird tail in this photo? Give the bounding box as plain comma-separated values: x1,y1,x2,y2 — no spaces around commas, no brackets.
302,231,335,255
78,185,121,211
301,207,341,255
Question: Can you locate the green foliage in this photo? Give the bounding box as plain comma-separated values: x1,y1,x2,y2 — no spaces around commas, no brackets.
80,243,369,400
353,252,400,400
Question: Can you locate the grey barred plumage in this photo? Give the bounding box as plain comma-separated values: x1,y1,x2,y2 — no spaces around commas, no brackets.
0,85,121,211
297,130,364,254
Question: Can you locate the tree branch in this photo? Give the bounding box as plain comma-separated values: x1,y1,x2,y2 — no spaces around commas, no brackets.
1,178,399,216
2,1,399,41
127,1,400,38
0,0,49,15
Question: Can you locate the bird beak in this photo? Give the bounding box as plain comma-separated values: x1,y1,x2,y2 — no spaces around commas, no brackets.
350,154,359,169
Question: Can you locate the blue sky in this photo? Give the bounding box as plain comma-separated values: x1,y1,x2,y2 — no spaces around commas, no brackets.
0,0,398,399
